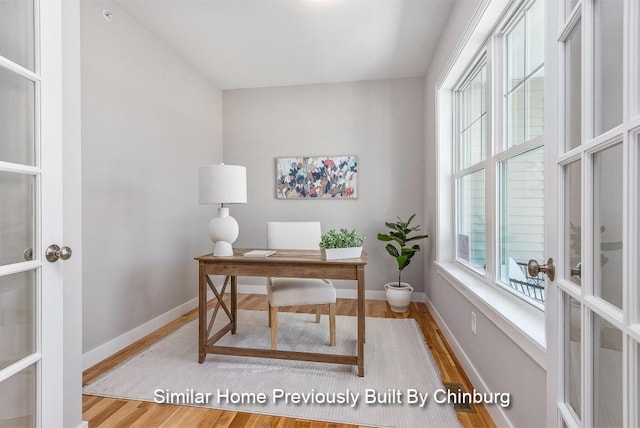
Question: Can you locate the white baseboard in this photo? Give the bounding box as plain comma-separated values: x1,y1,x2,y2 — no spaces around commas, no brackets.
82,284,424,371
77,421,88,428
425,297,512,428
82,297,199,370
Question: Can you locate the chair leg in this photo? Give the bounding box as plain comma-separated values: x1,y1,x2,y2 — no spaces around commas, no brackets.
268,301,272,327
315,304,321,323
270,306,278,350
329,303,336,346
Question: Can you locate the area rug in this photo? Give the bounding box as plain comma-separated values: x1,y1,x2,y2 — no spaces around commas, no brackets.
83,310,461,428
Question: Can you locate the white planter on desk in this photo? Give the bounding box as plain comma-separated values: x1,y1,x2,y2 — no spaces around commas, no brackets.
322,246,363,260
385,282,413,313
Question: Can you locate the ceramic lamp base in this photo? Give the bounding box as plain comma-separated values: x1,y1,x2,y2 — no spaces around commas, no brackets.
209,207,239,257
213,241,234,257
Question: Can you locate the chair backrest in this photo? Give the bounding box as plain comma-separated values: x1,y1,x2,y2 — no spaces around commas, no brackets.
267,222,321,250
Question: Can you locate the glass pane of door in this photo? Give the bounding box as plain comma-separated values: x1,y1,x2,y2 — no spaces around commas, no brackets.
0,1,41,425
0,364,35,427
566,160,581,285
565,294,581,418
0,67,36,166
0,271,35,371
565,23,581,152
593,143,623,308
593,313,622,427
593,0,623,135
0,0,35,71
554,1,638,426
0,172,35,266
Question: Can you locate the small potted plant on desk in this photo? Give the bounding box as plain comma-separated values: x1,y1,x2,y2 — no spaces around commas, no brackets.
319,228,365,260
377,214,428,313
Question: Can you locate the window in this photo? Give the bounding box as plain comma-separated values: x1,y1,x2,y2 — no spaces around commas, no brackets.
505,0,544,148
454,0,545,307
456,63,487,273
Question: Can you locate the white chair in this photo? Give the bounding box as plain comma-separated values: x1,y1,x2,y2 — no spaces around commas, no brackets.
266,221,336,350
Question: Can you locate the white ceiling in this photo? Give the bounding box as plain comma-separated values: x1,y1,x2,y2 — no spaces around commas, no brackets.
116,0,455,90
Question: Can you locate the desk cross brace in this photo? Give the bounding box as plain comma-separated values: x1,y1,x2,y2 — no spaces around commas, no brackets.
205,275,236,346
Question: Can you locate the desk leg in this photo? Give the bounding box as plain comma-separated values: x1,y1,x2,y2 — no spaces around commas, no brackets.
198,263,207,364
357,265,365,377
231,275,237,334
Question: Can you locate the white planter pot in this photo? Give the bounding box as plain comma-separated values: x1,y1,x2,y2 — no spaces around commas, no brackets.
322,246,363,260
384,282,413,313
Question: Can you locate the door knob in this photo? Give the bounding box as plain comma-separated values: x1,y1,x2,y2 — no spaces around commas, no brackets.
46,244,72,263
528,258,555,281
570,262,581,279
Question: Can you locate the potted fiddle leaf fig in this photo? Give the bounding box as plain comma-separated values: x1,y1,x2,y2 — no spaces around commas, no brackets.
319,228,365,260
377,214,428,312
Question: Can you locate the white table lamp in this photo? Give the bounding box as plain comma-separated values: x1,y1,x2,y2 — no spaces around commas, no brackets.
199,164,247,256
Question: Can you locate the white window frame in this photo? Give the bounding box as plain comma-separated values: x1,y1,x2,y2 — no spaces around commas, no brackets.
451,0,547,309
453,54,489,276
494,0,547,308
435,0,547,366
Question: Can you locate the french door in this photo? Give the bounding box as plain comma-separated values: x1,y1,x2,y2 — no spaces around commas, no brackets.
0,0,64,426
548,0,640,426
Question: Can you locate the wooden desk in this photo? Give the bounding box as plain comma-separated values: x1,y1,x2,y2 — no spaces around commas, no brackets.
195,249,367,376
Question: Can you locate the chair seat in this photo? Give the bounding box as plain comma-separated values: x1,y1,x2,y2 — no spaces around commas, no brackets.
268,278,336,307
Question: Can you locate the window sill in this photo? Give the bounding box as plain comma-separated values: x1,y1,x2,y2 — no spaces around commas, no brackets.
435,261,547,369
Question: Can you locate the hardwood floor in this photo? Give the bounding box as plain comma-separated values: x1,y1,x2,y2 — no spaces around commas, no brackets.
83,294,495,427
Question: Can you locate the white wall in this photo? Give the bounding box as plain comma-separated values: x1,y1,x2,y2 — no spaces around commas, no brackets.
423,1,546,426
223,78,426,292
80,0,223,354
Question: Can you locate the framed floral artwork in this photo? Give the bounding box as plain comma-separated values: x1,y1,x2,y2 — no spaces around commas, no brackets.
276,155,358,199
